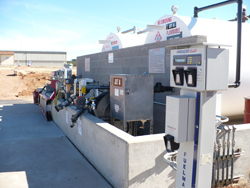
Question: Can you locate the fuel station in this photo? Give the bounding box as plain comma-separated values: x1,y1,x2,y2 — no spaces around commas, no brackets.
36,0,250,187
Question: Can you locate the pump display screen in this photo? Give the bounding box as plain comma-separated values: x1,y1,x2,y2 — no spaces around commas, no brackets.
173,54,202,66
174,58,185,63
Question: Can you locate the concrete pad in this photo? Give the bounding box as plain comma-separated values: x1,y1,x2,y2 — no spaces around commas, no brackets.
0,103,64,141
0,171,29,188
0,100,33,105
0,100,112,188
0,137,111,188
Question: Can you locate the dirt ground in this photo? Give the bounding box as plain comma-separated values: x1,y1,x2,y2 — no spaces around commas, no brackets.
219,180,250,188
0,65,76,101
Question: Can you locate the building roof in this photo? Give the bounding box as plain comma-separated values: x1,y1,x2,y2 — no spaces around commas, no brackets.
0,50,66,55
0,51,14,55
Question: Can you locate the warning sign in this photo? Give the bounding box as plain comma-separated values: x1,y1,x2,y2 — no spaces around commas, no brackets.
85,58,90,72
149,48,165,73
155,31,162,42
108,53,114,63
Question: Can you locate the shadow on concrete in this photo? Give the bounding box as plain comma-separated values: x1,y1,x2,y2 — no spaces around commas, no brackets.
128,151,175,188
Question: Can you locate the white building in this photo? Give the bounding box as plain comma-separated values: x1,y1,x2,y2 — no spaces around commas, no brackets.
0,51,67,67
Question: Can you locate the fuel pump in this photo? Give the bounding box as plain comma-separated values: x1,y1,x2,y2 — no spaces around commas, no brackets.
164,45,229,188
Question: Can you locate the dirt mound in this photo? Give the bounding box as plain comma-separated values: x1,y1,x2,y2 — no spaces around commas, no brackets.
17,72,51,96
0,66,76,101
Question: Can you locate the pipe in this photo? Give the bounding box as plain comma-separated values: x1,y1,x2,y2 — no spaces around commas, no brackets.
85,86,110,90
226,126,232,184
154,82,175,93
133,122,138,136
193,0,242,88
95,89,99,98
38,85,46,94
193,0,237,17
228,0,242,88
231,126,236,183
74,79,78,95
216,115,229,123
222,126,228,185
163,151,178,171
121,26,136,34
85,86,109,95
212,141,218,187
137,30,147,34
228,18,237,21
54,94,77,112
217,139,222,186
154,101,166,106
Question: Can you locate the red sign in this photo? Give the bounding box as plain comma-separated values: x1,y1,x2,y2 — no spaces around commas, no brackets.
157,17,172,25
155,31,162,42
111,40,118,45
113,78,122,87
153,49,160,51
190,49,197,53
105,44,110,48
167,28,180,35
107,36,113,40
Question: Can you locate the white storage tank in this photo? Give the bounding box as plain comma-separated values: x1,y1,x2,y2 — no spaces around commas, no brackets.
100,28,147,52
145,12,250,118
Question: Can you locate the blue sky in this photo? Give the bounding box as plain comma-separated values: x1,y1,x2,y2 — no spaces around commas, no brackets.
0,0,249,60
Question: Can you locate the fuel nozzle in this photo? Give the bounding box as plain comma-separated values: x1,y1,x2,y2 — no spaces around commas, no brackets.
70,107,86,128
70,122,75,128
91,99,99,118
55,105,63,112
85,98,89,108
91,99,96,111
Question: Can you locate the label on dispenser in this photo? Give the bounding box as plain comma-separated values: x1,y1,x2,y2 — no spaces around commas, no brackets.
78,119,82,136
120,90,124,96
114,104,119,113
66,110,69,124
115,89,119,96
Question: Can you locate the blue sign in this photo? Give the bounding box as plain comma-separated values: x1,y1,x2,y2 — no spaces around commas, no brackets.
112,45,119,50
177,49,190,54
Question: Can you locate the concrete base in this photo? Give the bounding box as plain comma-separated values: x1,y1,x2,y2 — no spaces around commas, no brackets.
52,100,250,187
52,102,176,188
232,124,250,179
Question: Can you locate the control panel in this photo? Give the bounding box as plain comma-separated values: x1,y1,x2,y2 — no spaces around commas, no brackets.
165,95,196,143
110,74,154,122
170,47,229,91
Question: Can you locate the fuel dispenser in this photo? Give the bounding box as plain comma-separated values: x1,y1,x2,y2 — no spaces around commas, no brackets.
165,45,229,188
